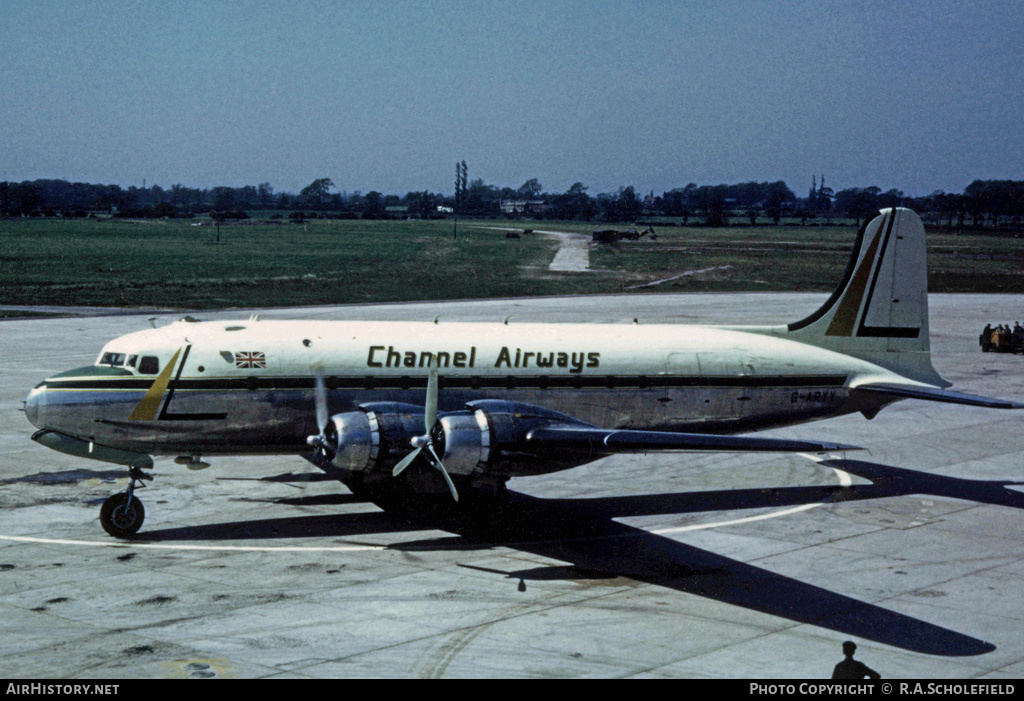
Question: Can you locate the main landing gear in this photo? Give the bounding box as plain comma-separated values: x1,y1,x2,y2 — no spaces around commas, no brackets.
99,466,150,538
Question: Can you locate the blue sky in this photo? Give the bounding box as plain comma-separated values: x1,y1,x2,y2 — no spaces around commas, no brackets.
3,0,1022,197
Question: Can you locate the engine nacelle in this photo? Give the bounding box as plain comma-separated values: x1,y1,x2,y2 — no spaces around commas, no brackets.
461,399,600,476
325,402,424,473
435,411,491,475
323,409,378,472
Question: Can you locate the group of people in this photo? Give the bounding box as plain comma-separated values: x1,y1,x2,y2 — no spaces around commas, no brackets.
980,322,1024,351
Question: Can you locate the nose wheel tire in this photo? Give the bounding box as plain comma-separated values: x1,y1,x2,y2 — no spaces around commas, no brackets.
100,492,145,538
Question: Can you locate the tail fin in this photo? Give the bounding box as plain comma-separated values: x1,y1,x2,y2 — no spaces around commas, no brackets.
785,207,949,387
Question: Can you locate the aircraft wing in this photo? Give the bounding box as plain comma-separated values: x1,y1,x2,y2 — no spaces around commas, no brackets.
526,426,859,453
851,382,1024,410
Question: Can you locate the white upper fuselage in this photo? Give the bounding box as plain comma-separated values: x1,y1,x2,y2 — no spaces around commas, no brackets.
93,318,896,380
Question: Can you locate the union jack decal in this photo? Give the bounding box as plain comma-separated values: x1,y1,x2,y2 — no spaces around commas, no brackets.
234,351,267,369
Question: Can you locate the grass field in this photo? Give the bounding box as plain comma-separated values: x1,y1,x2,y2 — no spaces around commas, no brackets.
1,216,1022,310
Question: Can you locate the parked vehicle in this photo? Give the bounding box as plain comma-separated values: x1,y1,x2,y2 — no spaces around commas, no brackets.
980,323,1024,353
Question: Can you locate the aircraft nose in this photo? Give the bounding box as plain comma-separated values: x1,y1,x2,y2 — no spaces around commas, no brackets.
25,384,46,429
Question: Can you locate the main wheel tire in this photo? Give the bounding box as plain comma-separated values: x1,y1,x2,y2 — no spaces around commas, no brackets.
100,492,145,538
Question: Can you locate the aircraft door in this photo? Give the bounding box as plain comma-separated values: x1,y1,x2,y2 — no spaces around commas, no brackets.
665,352,699,376
695,352,745,377
656,352,700,425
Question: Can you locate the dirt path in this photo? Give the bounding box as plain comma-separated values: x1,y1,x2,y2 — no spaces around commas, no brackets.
472,227,591,272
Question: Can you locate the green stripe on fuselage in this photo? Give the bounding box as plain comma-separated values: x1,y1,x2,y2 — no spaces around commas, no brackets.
44,373,848,392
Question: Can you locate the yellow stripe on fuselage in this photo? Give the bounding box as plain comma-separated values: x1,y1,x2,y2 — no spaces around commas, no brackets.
128,347,182,421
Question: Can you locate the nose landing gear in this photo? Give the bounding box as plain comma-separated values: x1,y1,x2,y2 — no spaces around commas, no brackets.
99,466,151,538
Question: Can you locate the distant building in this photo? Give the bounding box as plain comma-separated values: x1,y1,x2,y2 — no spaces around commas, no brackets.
500,199,548,215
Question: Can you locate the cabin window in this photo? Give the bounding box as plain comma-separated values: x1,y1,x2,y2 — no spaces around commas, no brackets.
99,352,126,367
138,356,160,375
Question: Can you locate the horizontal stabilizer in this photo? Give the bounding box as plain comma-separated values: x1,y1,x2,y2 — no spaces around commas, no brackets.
853,383,1024,410
527,426,860,453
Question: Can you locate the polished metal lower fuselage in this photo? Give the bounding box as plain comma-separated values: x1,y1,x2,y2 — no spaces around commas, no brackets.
27,373,874,455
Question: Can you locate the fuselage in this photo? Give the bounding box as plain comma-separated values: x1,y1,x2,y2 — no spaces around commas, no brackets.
26,317,901,459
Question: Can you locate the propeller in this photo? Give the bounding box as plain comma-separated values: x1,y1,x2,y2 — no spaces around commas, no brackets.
392,356,459,502
305,365,333,461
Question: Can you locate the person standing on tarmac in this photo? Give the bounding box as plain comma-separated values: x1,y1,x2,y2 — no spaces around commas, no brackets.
832,641,881,679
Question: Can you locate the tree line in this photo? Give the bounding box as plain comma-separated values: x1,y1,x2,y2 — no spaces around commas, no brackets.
2,176,1022,229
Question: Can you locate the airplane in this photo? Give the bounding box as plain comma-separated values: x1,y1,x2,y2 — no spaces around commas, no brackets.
23,207,1023,538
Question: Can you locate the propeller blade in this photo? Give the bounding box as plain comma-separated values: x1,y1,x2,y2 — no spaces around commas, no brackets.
393,445,423,476
424,355,438,430
313,365,328,432
390,354,455,499
427,444,459,502
305,365,333,458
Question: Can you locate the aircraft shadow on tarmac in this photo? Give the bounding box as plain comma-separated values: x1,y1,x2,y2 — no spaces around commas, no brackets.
138,458,1024,657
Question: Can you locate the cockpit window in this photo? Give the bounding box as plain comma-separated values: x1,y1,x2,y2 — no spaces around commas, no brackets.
99,352,127,367
126,355,138,368
138,356,160,375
